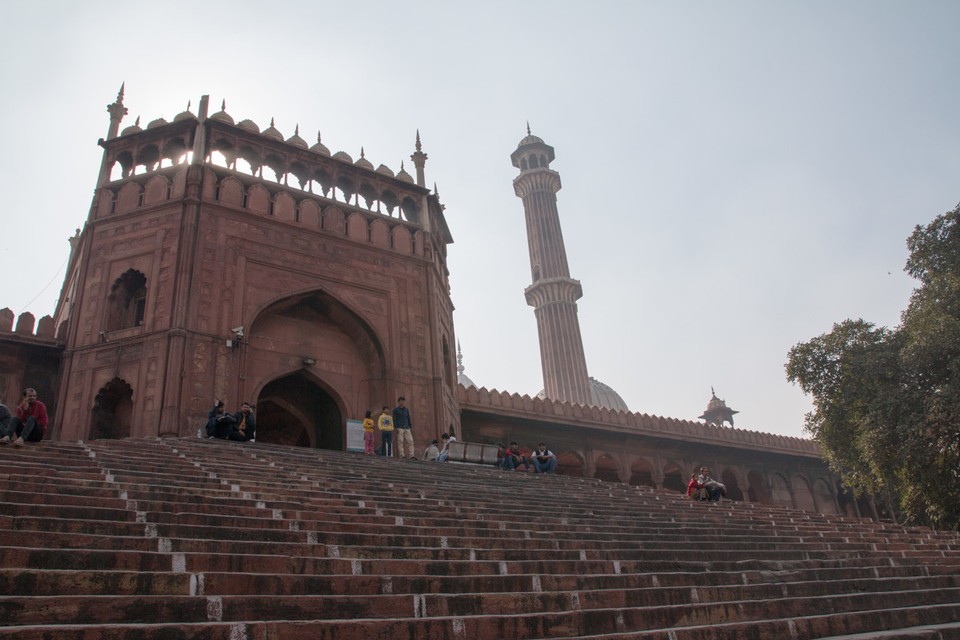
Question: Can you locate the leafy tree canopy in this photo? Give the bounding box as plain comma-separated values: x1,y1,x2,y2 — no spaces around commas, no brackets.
786,204,960,529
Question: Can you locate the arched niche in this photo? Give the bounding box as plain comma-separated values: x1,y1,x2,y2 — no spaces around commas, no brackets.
593,452,622,483
218,176,245,207
142,175,169,206
747,469,772,504
91,377,134,440
720,468,745,502
556,450,585,477
628,457,656,489
323,206,345,235
300,199,322,227
792,474,817,512
392,226,413,254
273,192,297,222
814,478,840,515
770,473,793,507
661,462,686,494
105,269,147,331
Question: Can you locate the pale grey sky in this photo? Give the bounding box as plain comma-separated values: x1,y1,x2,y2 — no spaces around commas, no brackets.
1,1,958,437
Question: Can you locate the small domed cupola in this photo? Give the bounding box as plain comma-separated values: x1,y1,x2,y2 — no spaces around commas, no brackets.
286,124,308,149
310,132,331,156
237,118,260,133
173,101,196,123
120,115,143,136
395,161,414,184
209,100,235,125
261,117,283,142
354,147,374,170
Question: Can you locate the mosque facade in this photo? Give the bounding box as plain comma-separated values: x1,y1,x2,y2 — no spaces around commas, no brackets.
0,89,876,519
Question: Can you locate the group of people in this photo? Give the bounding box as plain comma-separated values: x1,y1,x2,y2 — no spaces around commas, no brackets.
205,401,256,442
362,396,417,458
0,388,48,447
361,397,462,462
497,441,557,473
686,466,727,501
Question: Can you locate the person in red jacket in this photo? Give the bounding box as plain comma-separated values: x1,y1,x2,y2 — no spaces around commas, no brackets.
0,388,48,447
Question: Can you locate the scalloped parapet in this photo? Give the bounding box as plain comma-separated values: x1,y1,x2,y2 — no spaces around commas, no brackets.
457,383,819,458
0,309,59,342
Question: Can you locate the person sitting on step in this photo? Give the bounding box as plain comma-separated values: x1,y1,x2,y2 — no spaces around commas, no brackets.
0,388,48,447
530,442,557,474
695,466,726,501
436,432,456,462
423,438,440,461
499,441,529,471
206,401,236,439
228,402,256,442
687,472,706,500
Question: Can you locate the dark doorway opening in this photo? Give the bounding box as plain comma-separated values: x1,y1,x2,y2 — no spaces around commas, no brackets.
256,372,344,450
91,378,133,439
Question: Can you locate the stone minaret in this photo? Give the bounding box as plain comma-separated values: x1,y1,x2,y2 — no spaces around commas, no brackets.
511,126,591,406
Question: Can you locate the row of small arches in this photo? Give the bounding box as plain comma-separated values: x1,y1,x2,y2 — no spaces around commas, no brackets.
108,146,421,222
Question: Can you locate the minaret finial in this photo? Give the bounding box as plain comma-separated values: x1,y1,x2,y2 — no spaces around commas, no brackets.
361,146,365,159
317,131,322,143
270,117,275,127
410,130,428,187
134,115,140,126
187,99,191,111
220,99,226,111
456,340,465,375
433,182,439,196
526,121,531,136
105,83,129,140
295,124,300,136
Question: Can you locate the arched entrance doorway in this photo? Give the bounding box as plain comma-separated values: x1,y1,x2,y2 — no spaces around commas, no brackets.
91,377,133,439
256,372,344,449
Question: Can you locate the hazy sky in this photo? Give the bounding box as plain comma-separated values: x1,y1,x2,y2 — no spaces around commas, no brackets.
1,1,958,438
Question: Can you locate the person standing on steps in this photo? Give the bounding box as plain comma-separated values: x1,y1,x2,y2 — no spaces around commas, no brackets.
0,388,48,447
393,396,415,459
362,410,376,455
377,406,394,457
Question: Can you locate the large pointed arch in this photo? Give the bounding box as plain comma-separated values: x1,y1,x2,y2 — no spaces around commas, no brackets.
242,288,388,445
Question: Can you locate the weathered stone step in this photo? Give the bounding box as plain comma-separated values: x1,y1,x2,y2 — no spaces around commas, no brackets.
3,588,960,635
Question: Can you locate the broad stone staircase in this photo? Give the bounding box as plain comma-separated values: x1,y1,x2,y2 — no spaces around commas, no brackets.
2,437,960,639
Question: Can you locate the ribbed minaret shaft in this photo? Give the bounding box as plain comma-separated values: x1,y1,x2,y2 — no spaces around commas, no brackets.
511,130,591,406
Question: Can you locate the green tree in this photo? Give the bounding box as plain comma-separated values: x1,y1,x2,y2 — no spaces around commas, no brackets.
786,203,960,529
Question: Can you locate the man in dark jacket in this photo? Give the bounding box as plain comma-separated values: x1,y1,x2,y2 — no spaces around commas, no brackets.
228,402,256,442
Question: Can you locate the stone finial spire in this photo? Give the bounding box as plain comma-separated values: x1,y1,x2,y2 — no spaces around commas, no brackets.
526,121,531,136
410,129,428,188
106,82,128,140
456,340,465,376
